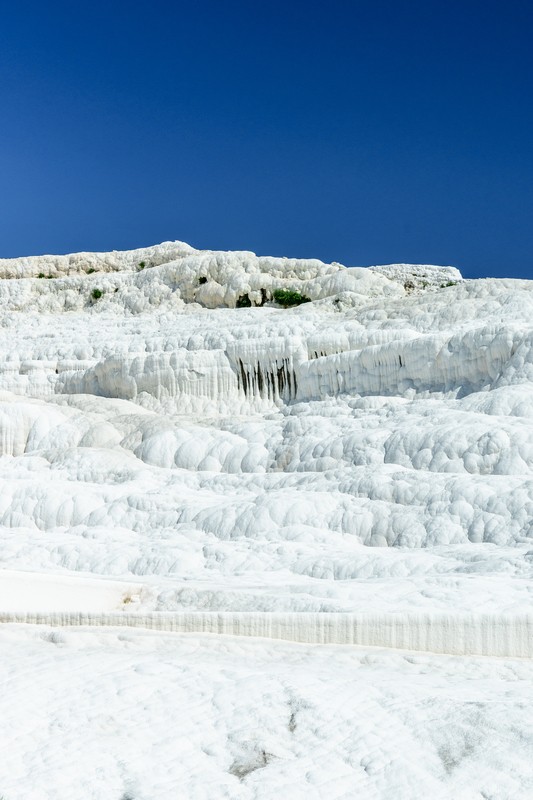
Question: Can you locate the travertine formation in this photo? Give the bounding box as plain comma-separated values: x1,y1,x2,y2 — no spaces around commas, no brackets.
0,241,532,798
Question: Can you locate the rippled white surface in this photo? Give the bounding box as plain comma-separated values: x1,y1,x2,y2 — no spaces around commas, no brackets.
0,241,531,797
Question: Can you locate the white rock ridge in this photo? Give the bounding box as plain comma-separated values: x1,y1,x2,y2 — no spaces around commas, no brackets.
0,243,532,613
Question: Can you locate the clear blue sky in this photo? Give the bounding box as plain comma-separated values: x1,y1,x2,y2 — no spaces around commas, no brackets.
1,0,532,278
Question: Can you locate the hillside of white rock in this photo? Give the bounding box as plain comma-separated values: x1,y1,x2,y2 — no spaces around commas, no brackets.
0,241,532,799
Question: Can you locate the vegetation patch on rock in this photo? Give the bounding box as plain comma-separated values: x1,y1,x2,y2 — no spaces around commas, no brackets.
273,289,311,307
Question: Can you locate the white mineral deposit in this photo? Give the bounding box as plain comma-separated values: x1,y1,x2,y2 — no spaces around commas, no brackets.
0,241,532,798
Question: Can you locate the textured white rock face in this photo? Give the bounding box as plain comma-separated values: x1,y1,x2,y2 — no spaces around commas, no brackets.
0,243,531,603
1,241,532,796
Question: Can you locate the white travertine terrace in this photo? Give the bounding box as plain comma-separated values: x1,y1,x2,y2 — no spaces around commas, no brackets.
0,241,532,797
1,610,532,657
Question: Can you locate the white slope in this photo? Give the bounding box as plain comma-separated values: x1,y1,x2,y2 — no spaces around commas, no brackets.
0,627,532,800
0,240,531,796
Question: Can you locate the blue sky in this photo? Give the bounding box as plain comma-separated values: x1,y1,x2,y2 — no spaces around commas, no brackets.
1,0,532,277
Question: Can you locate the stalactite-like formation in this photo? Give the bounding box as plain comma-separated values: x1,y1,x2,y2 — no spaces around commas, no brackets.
236,357,298,401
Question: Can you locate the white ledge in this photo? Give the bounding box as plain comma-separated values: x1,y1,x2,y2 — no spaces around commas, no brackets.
1,611,532,657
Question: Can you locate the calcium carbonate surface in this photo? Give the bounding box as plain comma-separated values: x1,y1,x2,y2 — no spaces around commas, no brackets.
0,241,531,798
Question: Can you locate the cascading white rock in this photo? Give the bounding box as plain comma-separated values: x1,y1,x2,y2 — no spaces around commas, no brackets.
1,241,532,800
0,241,532,633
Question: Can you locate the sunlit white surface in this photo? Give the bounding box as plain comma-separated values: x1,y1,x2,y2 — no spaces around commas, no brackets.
1,627,532,799
0,241,531,797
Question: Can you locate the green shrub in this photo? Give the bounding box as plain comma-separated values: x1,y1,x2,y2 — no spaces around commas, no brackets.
273,289,311,307
441,281,457,288
91,288,103,300
138,261,146,270
38,273,45,278
86,268,96,274
198,276,207,285
236,294,252,308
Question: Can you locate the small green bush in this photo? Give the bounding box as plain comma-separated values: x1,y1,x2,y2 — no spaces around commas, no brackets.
236,294,252,308
441,281,457,288
273,289,311,307
38,273,45,278
138,261,146,270
198,276,207,285
86,267,96,274
91,288,103,300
